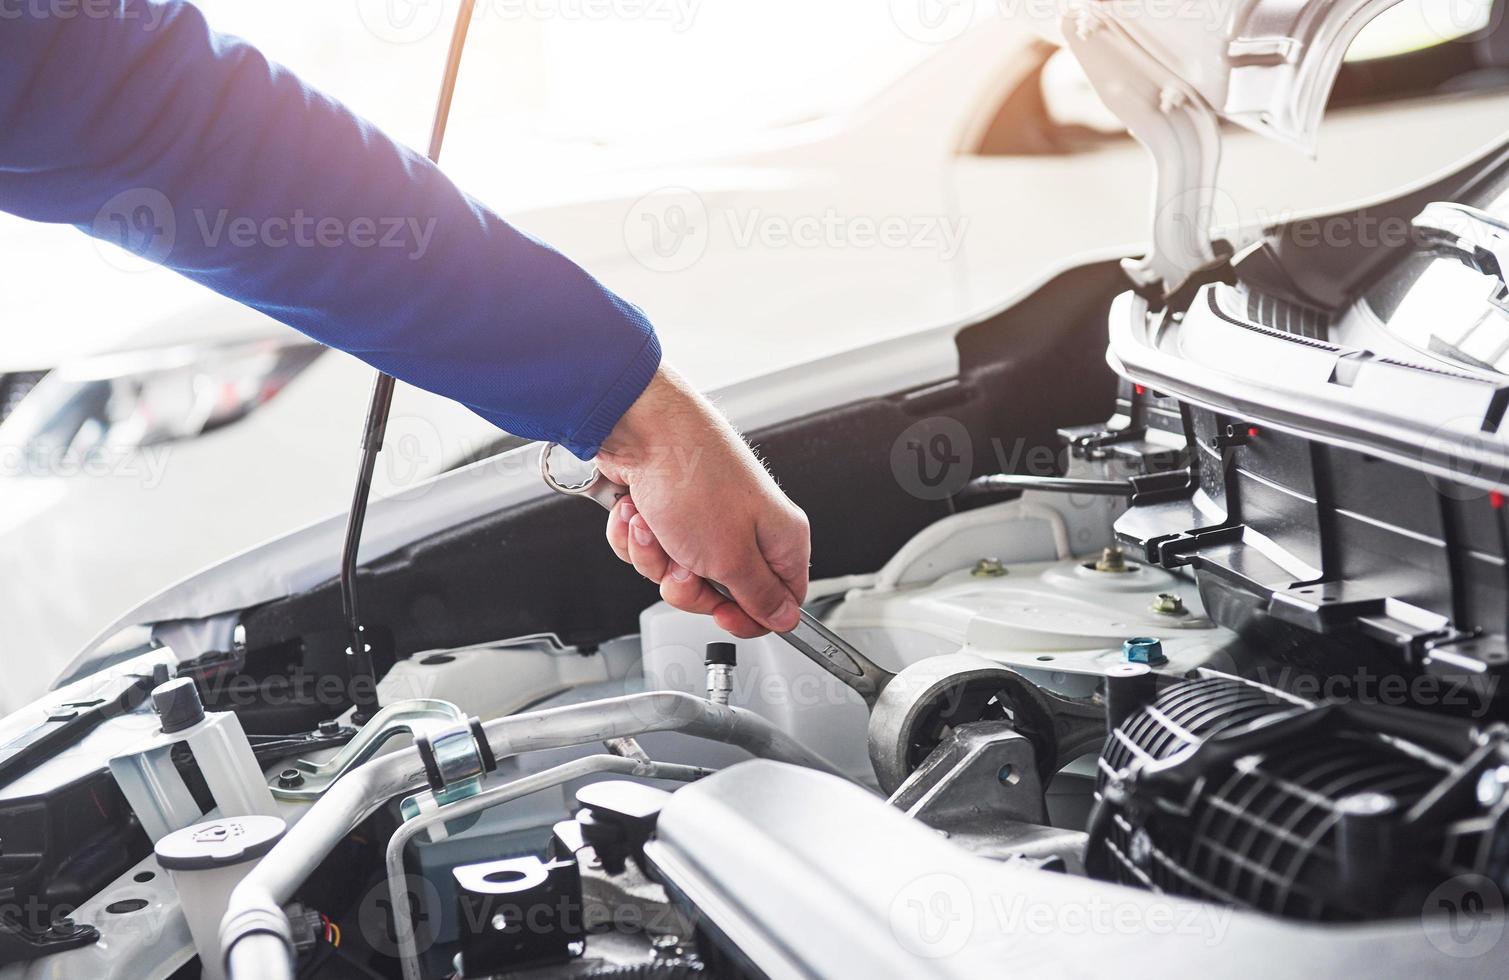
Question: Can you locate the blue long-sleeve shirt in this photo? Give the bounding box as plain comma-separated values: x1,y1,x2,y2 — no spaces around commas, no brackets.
0,0,660,458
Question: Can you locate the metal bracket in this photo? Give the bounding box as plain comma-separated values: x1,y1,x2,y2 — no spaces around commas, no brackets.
887,721,1088,870
888,721,1046,827
269,699,470,801
867,653,1107,795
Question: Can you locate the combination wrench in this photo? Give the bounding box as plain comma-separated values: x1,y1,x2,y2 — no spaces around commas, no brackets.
540,443,894,707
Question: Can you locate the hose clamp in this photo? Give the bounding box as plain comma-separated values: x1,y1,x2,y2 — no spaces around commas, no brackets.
414,717,497,807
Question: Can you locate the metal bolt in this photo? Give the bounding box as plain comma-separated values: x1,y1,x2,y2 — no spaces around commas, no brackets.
277,768,305,789
1094,547,1130,573
317,719,341,737
651,934,684,958
1336,791,1395,817
972,557,1007,578
1476,765,1509,807
1129,829,1154,869
46,917,78,939
1151,593,1186,616
1123,636,1167,666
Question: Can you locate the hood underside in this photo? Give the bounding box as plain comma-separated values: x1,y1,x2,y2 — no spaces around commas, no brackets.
1047,0,1409,296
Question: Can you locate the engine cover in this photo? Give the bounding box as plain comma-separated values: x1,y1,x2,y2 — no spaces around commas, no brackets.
1088,674,1509,921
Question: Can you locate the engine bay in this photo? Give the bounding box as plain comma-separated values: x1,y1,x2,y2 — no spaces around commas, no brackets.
7,142,1509,976
8,36,1509,980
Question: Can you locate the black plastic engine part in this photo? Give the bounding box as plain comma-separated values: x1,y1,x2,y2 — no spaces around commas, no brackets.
152,677,205,734
1087,674,1509,921
1128,402,1509,682
454,854,584,976
0,912,97,965
574,782,672,877
0,667,159,789
573,964,705,979
0,767,145,964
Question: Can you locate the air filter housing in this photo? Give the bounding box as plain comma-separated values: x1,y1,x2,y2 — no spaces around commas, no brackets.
1087,674,1509,921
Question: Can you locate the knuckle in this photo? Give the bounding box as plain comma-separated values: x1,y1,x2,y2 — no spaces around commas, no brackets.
707,548,761,586
747,586,787,619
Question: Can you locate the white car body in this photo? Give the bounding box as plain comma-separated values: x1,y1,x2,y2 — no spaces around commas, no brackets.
4,15,1508,709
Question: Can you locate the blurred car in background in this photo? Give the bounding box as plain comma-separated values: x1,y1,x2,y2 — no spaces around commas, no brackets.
3,0,1508,709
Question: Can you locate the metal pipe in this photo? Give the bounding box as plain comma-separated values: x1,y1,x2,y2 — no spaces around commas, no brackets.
481,691,843,775
387,754,709,980
220,691,841,979
959,473,1136,499
220,747,423,980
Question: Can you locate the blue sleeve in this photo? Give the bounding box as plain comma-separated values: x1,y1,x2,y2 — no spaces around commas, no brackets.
0,0,660,459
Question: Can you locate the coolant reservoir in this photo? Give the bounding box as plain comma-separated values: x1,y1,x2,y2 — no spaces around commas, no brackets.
639,603,882,783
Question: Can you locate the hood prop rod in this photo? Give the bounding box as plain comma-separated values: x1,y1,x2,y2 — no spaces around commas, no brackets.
339,0,477,724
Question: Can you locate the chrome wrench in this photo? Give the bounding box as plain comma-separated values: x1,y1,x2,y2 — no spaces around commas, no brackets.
540,443,894,706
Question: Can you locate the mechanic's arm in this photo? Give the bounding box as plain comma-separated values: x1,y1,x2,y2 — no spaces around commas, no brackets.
0,0,805,635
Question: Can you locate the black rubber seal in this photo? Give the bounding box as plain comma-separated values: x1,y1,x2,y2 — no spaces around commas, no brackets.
415,734,443,792
470,717,497,772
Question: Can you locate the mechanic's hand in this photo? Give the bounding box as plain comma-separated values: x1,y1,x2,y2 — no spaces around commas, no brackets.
596,365,809,638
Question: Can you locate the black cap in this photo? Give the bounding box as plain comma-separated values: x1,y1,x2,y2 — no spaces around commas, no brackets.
154,815,286,871
152,678,205,734
704,642,737,667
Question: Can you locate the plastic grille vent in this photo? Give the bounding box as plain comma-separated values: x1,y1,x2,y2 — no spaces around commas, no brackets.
1245,291,1332,340
1092,676,1479,921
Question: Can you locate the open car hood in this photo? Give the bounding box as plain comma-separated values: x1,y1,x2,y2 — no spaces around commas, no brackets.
1046,0,1406,296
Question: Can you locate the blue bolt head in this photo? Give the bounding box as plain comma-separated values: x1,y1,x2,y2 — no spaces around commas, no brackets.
1123,636,1167,666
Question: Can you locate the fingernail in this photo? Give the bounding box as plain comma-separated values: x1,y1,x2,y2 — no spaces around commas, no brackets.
618,501,635,523
631,519,654,547
774,599,798,630
669,562,691,582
